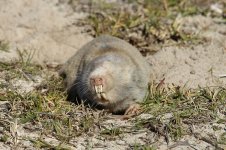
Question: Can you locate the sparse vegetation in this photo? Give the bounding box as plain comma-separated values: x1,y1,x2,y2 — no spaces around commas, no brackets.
75,0,222,55
0,61,225,148
137,83,226,141
0,40,9,52
0,0,225,149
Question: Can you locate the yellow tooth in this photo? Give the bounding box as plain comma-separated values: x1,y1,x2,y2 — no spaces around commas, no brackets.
97,85,100,93
97,93,101,99
95,86,98,93
101,93,106,99
100,85,103,93
94,85,103,94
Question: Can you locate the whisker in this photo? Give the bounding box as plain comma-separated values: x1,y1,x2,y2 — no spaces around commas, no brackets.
69,79,88,89
80,87,90,96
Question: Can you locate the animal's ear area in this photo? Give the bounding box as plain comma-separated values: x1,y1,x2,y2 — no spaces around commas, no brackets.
58,68,67,79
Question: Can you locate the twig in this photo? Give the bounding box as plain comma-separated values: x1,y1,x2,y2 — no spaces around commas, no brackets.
219,74,226,78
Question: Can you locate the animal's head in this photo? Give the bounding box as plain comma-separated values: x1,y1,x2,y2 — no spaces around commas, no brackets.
78,53,135,106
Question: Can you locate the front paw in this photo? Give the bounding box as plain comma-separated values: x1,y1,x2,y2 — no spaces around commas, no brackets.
124,103,141,115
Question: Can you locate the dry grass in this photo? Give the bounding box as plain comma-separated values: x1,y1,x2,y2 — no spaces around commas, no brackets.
0,61,225,148
74,0,225,56
0,40,9,52
0,0,225,149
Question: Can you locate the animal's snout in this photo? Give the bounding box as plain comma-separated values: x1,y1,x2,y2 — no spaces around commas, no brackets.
90,77,104,86
90,76,105,95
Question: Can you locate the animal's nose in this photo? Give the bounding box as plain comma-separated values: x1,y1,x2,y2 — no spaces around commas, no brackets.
90,77,103,86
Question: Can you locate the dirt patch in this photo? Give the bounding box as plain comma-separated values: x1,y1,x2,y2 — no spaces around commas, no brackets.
0,0,93,65
147,15,226,88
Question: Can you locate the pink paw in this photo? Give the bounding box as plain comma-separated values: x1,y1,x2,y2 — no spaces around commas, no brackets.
124,103,141,115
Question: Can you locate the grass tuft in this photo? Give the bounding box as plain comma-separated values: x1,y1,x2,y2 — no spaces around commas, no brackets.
138,83,226,141
0,40,10,52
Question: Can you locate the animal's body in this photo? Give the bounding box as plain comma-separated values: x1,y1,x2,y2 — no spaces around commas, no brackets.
60,35,150,114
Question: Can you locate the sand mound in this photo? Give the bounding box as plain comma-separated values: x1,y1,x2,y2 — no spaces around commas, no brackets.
0,0,93,65
147,15,226,88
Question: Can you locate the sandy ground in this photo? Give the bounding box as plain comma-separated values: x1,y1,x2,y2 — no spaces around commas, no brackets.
0,0,225,149
0,0,225,88
147,15,226,88
0,0,93,65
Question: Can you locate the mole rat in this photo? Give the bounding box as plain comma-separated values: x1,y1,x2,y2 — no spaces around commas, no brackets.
60,35,150,115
